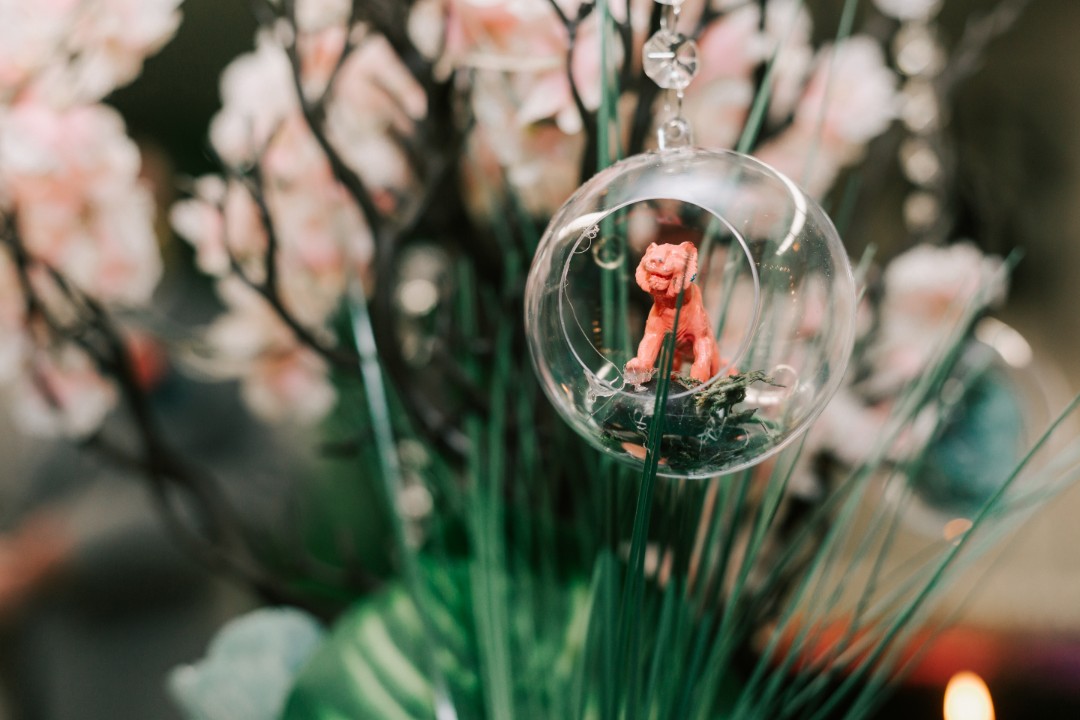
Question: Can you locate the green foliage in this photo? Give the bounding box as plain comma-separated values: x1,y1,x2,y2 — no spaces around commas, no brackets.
283,583,437,719
280,3,1080,718
284,558,596,719
287,245,1080,720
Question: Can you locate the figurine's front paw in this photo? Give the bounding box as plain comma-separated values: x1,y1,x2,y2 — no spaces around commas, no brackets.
623,358,654,388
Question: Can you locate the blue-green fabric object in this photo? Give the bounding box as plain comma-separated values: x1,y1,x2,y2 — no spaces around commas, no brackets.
168,607,326,720
914,365,1024,517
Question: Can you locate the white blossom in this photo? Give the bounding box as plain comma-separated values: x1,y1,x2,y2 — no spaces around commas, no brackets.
0,102,162,305
795,37,898,152
201,279,338,424
873,0,942,21
210,35,297,166
867,242,1006,395
10,344,118,438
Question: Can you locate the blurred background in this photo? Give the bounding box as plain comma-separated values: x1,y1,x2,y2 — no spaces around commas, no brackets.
4,0,1080,718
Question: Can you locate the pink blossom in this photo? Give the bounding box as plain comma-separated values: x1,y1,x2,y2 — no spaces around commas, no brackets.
0,0,177,441
178,25,389,421
174,166,372,333
883,242,1006,321
296,25,428,131
443,0,603,131
683,1,816,151
793,37,898,160
10,343,118,438
177,104,372,423
443,0,547,63
260,115,334,191
55,0,183,103
205,279,293,364
0,102,140,203
325,34,425,195
203,278,337,424
0,102,162,305
0,0,182,105
0,249,27,382
295,25,350,99
464,114,585,218
270,177,372,328
763,0,814,123
684,79,754,150
294,0,352,32
170,175,267,279
0,0,80,96
211,29,418,202
214,118,371,324
210,34,297,166
867,242,1006,395
519,14,606,132
408,0,447,60
754,124,842,198
188,24,389,342
695,4,764,84
754,36,897,197
241,347,336,423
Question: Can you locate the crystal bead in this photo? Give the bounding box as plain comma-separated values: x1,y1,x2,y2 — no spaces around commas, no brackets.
899,137,942,186
894,23,946,77
658,117,692,149
643,29,699,91
900,79,941,133
904,190,941,231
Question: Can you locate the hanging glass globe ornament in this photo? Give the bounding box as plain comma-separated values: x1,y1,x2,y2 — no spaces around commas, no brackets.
524,149,857,478
524,0,855,478
897,325,1061,536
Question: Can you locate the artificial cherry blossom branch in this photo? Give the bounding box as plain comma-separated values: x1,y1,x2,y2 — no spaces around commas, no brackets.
545,0,600,180
264,2,491,457
286,64,385,236
227,164,362,370
345,0,427,80
3,215,375,603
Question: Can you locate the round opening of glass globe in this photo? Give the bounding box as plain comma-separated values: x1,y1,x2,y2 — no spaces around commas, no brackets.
526,149,858,478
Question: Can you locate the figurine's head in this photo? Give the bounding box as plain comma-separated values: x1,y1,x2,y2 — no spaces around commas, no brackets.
635,241,698,299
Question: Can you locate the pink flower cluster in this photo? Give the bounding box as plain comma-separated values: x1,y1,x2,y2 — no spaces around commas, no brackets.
788,242,1008,494
0,0,180,437
431,0,898,215
171,0,901,426
172,8,425,423
0,0,182,106
709,0,898,195
439,0,634,216
868,242,1007,396
700,0,897,194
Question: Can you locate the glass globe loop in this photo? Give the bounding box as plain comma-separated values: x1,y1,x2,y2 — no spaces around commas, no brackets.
525,148,857,478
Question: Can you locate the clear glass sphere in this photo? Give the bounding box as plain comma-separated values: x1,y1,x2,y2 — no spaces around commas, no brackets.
525,148,857,478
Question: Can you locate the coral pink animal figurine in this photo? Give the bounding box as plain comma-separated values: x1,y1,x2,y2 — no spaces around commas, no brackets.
625,241,721,384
